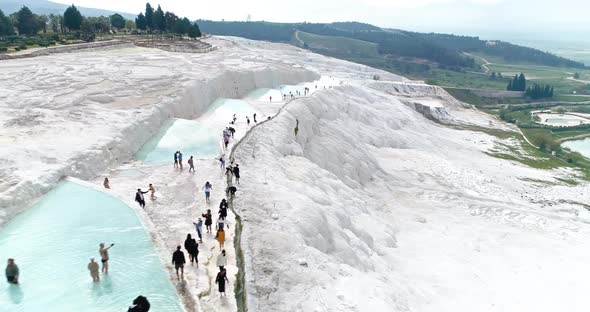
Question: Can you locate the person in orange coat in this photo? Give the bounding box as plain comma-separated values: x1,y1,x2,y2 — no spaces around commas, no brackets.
215,228,226,250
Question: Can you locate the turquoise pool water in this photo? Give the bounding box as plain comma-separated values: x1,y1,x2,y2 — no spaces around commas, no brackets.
135,118,219,163
209,98,256,115
245,88,283,101
562,138,590,158
0,181,183,312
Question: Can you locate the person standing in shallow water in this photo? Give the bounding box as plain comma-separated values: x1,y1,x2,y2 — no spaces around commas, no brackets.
202,209,213,233
253,113,257,123
103,177,110,189
88,258,100,282
174,151,178,168
215,268,230,297
5,258,19,284
246,116,251,126
171,246,185,280
188,156,195,173
99,243,114,274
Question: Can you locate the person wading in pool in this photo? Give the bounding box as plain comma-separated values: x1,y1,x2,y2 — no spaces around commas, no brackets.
171,246,186,280
247,116,251,126
188,156,195,173
88,257,100,282
5,258,19,284
202,209,213,233
202,181,213,203
253,113,257,123
99,243,114,274
135,189,149,208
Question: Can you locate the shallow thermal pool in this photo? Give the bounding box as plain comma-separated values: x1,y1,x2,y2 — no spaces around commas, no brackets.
0,181,183,312
208,98,256,116
245,88,284,102
135,118,219,163
562,137,590,158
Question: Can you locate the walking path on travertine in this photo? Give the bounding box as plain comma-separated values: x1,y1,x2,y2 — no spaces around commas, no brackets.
90,78,338,311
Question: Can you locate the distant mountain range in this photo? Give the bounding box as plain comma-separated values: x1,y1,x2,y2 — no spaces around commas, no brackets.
0,0,135,19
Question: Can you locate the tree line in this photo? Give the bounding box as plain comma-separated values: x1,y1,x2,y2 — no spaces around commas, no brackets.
507,73,526,91
135,3,201,38
0,3,201,39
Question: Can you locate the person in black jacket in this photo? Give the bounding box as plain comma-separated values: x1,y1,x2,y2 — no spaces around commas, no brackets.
202,209,213,233
172,246,185,280
128,295,150,312
135,189,148,208
219,199,228,218
184,234,199,267
232,164,240,184
215,268,230,296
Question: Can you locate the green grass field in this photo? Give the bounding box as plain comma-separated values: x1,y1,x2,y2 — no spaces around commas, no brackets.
297,31,379,58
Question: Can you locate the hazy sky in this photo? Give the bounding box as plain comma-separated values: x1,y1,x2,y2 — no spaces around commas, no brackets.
50,0,588,38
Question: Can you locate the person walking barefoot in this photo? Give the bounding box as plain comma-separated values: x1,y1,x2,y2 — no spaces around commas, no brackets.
103,177,110,189
215,268,230,297
188,156,195,173
172,246,186,280
202,182,212,203
193,218,203,242
215,228,226,250
148,184,157,200
202,210,213,233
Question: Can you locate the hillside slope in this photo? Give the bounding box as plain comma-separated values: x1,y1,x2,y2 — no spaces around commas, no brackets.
233,78,590,311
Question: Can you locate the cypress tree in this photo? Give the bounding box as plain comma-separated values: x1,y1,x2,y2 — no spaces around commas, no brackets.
135,13,146,30
518,73,526,91
145,3,154,31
